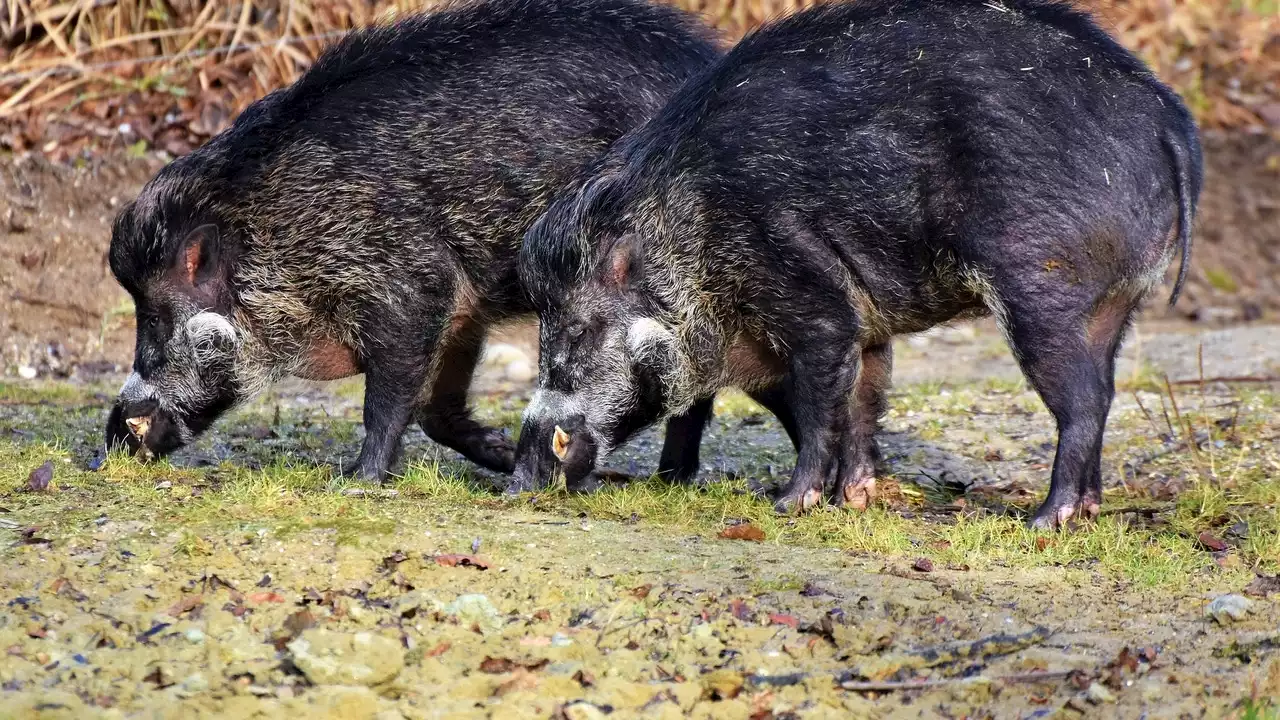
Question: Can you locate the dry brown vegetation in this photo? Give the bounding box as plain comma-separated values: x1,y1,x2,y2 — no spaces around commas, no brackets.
0,0,1277,163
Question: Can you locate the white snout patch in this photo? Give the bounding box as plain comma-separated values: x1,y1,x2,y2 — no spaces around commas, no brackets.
186,311,237,345
522,389,581,424
626,317,674,359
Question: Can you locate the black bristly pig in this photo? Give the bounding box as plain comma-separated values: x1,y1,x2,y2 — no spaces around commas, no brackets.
104,0,734,481
514,0,1201,528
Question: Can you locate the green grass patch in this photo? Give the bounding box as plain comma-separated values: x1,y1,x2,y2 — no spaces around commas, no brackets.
1,381,1276,591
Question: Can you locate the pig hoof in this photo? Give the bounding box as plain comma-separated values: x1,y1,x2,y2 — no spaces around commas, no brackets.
773,486,822,515
339,460,388,485
1028,503,1075,531
838,476,876,511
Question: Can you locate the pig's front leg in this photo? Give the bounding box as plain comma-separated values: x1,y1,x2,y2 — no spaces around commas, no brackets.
773,337,862,514
344,316,439,483
656,398,714,483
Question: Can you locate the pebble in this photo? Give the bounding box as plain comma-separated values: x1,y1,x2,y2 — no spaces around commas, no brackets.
551,632,572,648
185,629,205,644
444,594,502,635
1206,594,1252,623
1086,682,1116,704
287,629,405,686
181,672,209,693
18,365,37,380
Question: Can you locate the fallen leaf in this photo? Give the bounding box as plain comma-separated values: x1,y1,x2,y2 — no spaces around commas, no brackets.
494,668,539,696
51,577,88,601
26,461,53,492
532,609,551,622
768,613,799,629
166,594,204,617
718,523,766,542
1198,532,1229,552
424,641,451,657
630,584,653,599
1035,537,1054,551
1243,574,1280,598
201,574,244,603
912,557,934,573
479,656,550,674
730,599,753,621
18,527,52,545
283,609,316,638
142,666,174,688
381,550,409,572
247,591,286,604
432,553,491,570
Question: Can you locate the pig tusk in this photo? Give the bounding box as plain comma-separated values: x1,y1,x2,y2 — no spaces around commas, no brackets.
125,416,151,441
551,425,570,461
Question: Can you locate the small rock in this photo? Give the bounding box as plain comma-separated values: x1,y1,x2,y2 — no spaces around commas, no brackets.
287,630,405,686
17,365,37,380
551,632,572,648
1085,682,1116,704
185,629,205,644
1206,594,1252,624
561,702,609,720
443,594,502,635
181,673,209,693
154,481,172,490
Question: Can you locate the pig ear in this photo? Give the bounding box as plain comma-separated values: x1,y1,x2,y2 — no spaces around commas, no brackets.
176,224,223,288
604,233,642,289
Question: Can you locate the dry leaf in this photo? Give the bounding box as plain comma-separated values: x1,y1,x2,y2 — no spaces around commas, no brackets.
768,613,799,629
630,584,652,599
247,591,286,604
1197,532,1229,552
494,667,539,696
432,553,491,570
166,594,204,617
51,577,88,601
718,523,766,542
479,656,549,674
424,641,451,658
26,460,53,492
1244,574,1280,598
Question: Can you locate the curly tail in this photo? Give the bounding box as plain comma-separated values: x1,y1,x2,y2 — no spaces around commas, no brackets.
1162,131,1197,307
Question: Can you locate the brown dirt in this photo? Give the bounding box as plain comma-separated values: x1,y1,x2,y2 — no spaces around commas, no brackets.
2,132,1277,379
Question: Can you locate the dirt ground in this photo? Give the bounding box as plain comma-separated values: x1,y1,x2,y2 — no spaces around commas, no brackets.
1,314,1279,718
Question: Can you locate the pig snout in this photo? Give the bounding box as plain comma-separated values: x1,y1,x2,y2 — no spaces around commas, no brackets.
105,375,182,459
510,413,597,493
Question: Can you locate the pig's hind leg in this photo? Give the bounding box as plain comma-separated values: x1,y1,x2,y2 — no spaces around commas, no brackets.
415,315,516,473
832,341,893,510
991,273,1138,530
